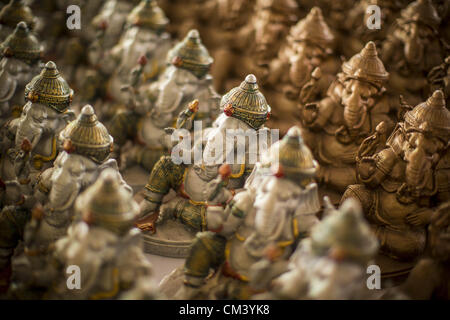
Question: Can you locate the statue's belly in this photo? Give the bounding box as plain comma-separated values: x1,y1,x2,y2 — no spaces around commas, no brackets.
183,168,208,202
319,134,358,165
140,117,166,148
377,190,420,228
227,237,258,280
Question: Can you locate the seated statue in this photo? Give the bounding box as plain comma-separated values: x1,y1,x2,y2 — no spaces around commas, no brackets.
97,0,172,119
170,126,320,299
381,0,446,106
252,198,379,300
135,74,273,257
9,169,156,300
298,41,395,202
109,29,220,173
264,6,339,134
0,21,43,124
342,90,450,262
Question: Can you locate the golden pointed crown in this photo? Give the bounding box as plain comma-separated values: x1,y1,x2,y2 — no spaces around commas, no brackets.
167,29,213,78
405,90,450,141
24,61,74,112
127,0,169,33
290,7,334,48
221,74,271,130
342,41,389,86
0,21,41,64
75,168,139,235
60,105,113,163
274,126,318,177
0,0,34,30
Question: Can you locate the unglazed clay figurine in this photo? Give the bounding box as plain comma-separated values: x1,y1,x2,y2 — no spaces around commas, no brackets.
160,0,207,40
427,55,450,105
253,198,379,300
0,21,42,121
342,0,404,58
234,0,299,88
0,0,36,40
195,0,256,93
172,126,320,300
0,61,74,184
101,0,171,108
381,0,446,106
394,201,450,300
298,41,394,203
264,7,339,134
342,90,450,262
136,74,272,257
109,29,220,172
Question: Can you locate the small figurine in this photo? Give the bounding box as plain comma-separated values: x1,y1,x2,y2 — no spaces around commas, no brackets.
234,0,299,88
10,169,155,300
341,0,404,58
0,61,74,184
167,126,320,299
381,0,446,106
0,0,36,41
31,104,131,247
264,7,339,134
342,90,450,263
102,0,171,107
109,29,220,172
0,21,42,121
253,198,379,300
298,41,394,202
195,0,256,93
0,105,130,294
88,0,138,67
394,201,450,300
159,0,208,39
135,74,272,257
427,55,450,105
315,0,357,59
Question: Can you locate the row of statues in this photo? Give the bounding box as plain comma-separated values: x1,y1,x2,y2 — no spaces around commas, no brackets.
0,0,448,300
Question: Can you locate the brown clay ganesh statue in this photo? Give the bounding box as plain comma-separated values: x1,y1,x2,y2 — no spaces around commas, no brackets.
342,0,405,59
264,6,340,134
196,0,256,93
381,0,448,106
298,41,394,203
396,201,450,300
342,90,450,265
234,0,299,90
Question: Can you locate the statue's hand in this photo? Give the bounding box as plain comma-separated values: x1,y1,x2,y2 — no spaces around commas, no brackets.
358,157,376,180
300,103,318,125
283,85,299,100
405,208,433,227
